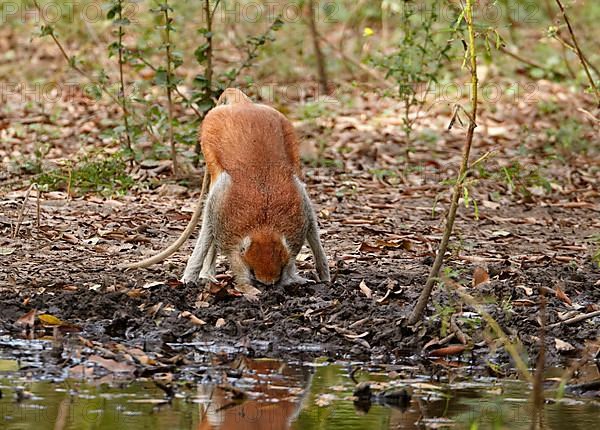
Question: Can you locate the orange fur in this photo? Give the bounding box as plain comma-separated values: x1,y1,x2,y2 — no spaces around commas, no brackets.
200,91,306,285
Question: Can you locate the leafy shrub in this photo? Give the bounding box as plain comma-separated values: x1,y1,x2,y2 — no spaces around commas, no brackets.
37,152,133,196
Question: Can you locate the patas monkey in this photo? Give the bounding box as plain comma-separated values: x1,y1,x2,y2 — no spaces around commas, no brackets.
127,88,330,287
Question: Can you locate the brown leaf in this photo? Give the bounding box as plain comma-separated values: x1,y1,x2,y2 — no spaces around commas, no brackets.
88,355,135,373
234,284,261,302
179,311,207,326
472,267,490,287
554,338,575,352
358,242,381,253
554,285,572,306
126,288,144,298
15,309,36,328
428,345,467,357
359,280,372,299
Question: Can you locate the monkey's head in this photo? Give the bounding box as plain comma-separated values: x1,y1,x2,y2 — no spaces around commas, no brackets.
240,229,290,286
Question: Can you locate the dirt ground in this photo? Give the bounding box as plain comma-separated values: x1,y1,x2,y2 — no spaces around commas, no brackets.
1,84,600,373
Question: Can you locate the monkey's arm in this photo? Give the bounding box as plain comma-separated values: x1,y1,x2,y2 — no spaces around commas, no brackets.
296,179,330,282
181,173,230,284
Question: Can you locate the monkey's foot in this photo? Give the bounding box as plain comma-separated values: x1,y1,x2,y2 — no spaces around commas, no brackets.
181,268,220,286
199,273,218,284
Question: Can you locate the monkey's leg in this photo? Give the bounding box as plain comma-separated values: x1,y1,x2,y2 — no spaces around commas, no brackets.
280,261,314,286
297,180,331,282
181,173,229,284
198,241,217,283
306,224,330,282
181,219,213,284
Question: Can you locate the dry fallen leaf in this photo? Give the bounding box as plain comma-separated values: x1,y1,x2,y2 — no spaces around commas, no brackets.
554,338,575,353
428,345,467,357
358,242,381,253
15,309,36,328
554,285,572,306
180,311,207,326
472,267,490,287
68,364,94,378
215,318,226,328
234,284,262,302
359,280,372,299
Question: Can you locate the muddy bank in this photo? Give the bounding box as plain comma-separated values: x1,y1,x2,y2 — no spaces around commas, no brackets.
1,254,598,367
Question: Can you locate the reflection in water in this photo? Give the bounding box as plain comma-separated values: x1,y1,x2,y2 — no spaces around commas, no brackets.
195,358,312,430
0,359,598,430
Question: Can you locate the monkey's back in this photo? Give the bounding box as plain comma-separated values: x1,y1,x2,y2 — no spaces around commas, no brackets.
200,102,306,250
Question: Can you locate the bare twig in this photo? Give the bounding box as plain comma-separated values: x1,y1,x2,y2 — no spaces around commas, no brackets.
32,0,162,146
162,1,178,175
552,32,600,79
13,184,40,238
224,17,285,89
554,0,600,106
316,33,389,86
306,0,329,94
115,0,133,152
129,51,204,119
192,0,217,165
408,0,479,325
498,45,567,79
547,310,600,328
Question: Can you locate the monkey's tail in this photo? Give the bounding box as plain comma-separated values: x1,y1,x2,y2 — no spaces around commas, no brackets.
123,168,209,269
217,88,252,106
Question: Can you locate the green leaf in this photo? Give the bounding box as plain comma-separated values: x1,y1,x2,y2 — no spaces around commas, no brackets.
40,25,54,37
154,69,168,85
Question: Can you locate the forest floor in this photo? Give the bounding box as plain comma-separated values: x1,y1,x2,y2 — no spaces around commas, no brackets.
1,71,600,377
0,13,600,372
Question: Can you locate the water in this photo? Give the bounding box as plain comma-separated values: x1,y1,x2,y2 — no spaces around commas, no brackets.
1,357,599,430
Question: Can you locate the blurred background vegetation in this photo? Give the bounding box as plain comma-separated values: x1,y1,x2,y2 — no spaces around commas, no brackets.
0,0,598,194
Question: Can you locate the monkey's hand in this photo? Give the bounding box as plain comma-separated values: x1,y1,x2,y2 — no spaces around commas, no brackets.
280,274,315,287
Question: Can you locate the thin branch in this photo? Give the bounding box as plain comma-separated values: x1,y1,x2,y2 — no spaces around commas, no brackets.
210,0,222,20
306,0,329,94
116,0,133,152
12,183,40,239
193,0,216,165
316,33,389,86
408,0,479,325
224,17,284,88
32,0,162,146
498,45,567,79
547,310,600,328
551,33,600,80
162,1,178,175
554,0,600,105
129,51,203,119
